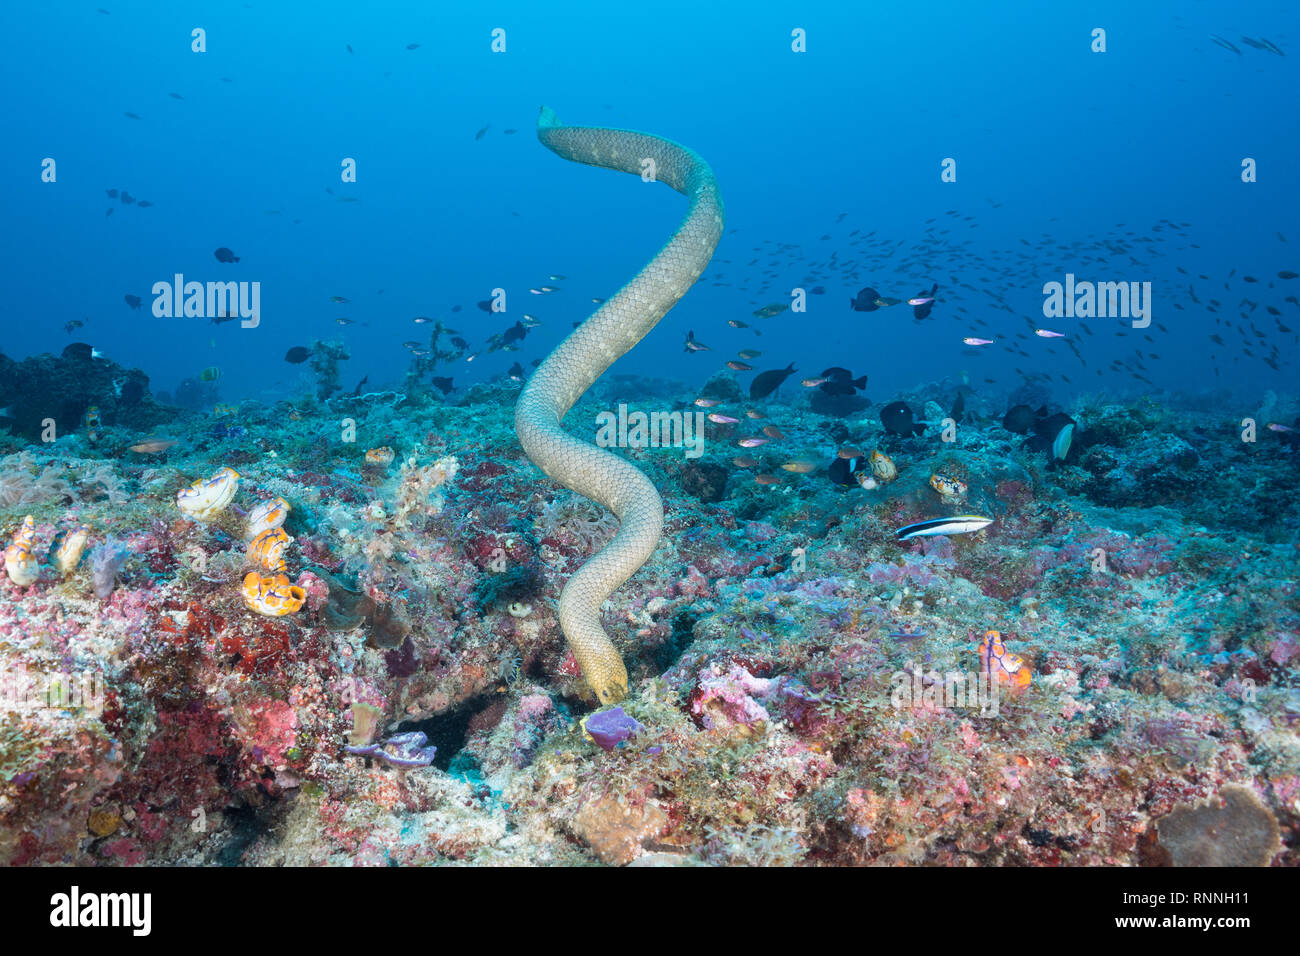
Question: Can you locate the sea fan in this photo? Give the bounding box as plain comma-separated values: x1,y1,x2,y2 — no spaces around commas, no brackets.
29,467,74,505
0,472,27,508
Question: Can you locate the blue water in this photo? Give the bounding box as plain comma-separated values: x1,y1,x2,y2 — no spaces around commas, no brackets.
2,0,1296,406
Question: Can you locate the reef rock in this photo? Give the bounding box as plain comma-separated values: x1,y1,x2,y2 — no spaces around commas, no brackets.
0,348,177,441
1154,784,1281,867
570,794,668,865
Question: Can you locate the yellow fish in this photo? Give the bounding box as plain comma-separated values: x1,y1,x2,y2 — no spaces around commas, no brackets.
129,438,178,454
781,457,819,474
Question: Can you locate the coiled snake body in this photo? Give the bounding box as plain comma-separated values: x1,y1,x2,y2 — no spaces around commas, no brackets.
515,106,724,704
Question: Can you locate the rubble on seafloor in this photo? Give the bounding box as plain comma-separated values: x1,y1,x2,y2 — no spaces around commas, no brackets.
0,376,1297,866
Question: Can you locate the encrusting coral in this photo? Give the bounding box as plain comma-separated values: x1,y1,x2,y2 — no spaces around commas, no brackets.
1154,784,1281,866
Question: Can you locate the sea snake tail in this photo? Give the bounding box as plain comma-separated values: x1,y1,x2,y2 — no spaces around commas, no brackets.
514,106,724,704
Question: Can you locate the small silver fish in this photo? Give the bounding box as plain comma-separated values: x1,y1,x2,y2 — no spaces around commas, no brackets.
129,438,178,454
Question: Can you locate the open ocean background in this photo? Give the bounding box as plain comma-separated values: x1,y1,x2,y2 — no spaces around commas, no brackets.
1,0,1296,408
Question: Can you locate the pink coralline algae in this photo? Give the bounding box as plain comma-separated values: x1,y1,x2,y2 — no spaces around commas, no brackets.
690,663,778,731
675,565,712,599
1268,634,1299,667
230,696,299,770
102,838,147,866
297,571,331,613
866,554,943,588
1034,529,1176,578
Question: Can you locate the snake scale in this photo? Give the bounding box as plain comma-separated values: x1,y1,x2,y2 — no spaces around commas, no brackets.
514,106,724,704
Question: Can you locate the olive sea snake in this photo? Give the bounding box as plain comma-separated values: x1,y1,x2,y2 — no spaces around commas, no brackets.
514,106,724,704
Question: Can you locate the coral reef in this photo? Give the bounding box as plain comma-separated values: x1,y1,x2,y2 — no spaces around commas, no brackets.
0,347,176,442
0,382,1296,866
308,341,350,401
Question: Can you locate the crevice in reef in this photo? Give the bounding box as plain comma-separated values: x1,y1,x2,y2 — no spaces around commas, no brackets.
394,693,500,772
214,804,270,867
647,610,699,676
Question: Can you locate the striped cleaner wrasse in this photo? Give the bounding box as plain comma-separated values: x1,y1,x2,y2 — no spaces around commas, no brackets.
894,515,993,542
